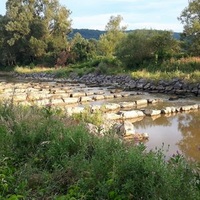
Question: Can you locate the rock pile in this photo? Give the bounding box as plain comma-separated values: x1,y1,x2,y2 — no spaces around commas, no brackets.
14,72,200,96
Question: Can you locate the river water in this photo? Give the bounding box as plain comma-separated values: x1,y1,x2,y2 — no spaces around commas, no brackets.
134,111,200,162
102,92,200,162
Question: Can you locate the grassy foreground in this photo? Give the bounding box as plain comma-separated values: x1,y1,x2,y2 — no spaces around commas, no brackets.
0,103,199,199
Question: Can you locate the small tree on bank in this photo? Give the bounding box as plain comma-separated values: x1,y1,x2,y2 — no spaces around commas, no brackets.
98,15,126,57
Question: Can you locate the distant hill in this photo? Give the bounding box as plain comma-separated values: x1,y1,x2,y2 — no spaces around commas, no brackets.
173,32,181,40
69,29,106,40
69,29,181,40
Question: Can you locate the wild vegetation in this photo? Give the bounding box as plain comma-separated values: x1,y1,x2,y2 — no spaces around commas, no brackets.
0,0,200,199
0,102,199,199
0,0,199,83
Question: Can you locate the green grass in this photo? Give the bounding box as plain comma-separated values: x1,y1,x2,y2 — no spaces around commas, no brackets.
14,65,54,74
0,102,199,199
130,56,200,83
11,56,200,83
130,69,200,83
12,57,126,78
72,106,104,127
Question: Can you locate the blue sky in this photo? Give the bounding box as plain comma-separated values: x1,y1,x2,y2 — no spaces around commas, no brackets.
0,0,188,32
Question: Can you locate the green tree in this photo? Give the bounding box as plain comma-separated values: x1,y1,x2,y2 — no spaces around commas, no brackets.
115,30,153,69
116,29,180,69
0,14,17,66
98,15,126,57
70,33,97,63
0,0,71,66
178,0,200,55
150,30,181,63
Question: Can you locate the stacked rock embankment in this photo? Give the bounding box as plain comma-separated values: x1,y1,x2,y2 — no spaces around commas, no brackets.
14,72,200,96
78,74,200,96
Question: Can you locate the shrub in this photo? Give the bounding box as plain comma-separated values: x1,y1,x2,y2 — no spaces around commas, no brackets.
72,106,104,126
0,103,199,199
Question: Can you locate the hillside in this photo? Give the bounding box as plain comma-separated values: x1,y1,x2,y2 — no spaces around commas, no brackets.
69,29,106,40
69,28,181,40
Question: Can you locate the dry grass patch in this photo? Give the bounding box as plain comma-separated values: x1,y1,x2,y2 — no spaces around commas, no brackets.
14,66,54,74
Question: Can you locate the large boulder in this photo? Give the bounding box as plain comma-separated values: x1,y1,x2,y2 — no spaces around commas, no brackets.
119,121,135,135
135,99,148,105
161,107,173,114
93,95,105,100
143,109,161,116
62,97,79,104
85,123,101,137
104,103,120,111
104,113,122,120
119,110,145,119
120,102,136,108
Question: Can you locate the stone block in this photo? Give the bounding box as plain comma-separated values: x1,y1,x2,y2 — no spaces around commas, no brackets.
62,97,79,104
143,109,161,116
135,99,148,105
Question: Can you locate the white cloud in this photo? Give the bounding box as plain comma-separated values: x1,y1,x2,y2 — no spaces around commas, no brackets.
0,0,188,32
71,14,113,30
67,0,188,32
72,12,183,32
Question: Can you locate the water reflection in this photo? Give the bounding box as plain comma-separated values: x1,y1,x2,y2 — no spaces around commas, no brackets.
134,112,200,162
177,111,200,162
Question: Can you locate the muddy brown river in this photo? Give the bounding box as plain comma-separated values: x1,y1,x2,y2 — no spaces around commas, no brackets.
99,93,200,162
134,111,200,162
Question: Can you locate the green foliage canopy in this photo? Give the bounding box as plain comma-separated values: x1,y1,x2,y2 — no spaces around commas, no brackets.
98,15,126,57
70,33,98,63
179,0,200,55
0,0,72,66
115,29,180,69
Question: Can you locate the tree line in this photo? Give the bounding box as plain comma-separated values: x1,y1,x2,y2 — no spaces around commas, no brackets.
0,0,199,69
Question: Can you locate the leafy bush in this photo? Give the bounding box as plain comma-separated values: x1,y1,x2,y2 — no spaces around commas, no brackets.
0,103,199,199
72,106,104,126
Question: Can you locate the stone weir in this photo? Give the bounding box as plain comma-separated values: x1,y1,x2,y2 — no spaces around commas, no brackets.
0,79,200,142
14,72,200,97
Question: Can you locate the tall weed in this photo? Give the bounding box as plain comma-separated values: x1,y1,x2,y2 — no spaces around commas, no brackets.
0,103,199,199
